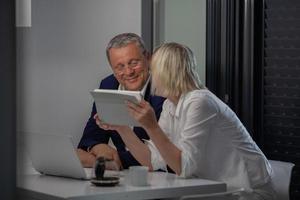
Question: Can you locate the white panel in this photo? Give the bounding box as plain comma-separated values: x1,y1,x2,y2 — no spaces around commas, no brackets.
16,0,31,27
155,0,206,84
17,0,141,145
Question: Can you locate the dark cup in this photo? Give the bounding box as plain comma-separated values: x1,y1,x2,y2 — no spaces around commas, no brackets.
94,157,106,180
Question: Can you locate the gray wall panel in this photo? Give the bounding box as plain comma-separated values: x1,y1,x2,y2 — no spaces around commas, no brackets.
17,0,141,156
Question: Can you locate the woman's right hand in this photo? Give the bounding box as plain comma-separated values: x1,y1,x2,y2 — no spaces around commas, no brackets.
126,100,159,131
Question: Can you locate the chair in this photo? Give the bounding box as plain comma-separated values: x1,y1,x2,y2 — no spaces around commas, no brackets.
181,160,294,200
180,187,244,200
269,160,295,200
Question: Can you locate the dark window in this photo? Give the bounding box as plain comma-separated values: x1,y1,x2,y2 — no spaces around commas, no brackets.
206,0,300,199
260,0,300,198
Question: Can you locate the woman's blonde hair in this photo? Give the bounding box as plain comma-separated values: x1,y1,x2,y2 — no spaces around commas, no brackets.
151,42,205,97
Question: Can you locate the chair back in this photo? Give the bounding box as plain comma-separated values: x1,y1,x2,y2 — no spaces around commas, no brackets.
180,187,244,200
269,160,295,200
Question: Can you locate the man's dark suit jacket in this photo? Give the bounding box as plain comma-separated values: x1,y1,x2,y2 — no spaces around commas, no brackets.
78,74,165,169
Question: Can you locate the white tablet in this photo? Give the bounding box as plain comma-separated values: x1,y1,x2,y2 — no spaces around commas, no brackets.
90,89,143,126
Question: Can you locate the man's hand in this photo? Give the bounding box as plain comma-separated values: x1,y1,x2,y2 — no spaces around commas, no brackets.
94,113,132,134
90,144,123,170
76,149,96,168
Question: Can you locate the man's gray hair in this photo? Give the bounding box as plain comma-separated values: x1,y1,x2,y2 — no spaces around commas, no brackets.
106,33,148,63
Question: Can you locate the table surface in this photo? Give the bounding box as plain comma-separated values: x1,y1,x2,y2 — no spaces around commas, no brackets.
17,167,227,200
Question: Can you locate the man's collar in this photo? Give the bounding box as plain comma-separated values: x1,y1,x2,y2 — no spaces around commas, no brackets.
140,76,150,97
118,76,150,97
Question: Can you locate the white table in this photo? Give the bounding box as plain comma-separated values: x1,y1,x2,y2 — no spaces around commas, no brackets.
17,170,227,200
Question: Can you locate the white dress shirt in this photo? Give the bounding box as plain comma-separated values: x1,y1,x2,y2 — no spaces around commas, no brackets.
146,89,273,193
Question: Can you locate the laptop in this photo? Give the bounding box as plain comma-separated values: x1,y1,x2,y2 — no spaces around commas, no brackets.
25,132,92,180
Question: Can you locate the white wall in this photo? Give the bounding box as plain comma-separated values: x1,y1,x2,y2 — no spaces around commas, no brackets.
155,0,206,84
17,0,142,145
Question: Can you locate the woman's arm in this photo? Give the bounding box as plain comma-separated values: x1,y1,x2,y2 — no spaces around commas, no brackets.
127,94,218,177
95,114,153,170
115,126,153,170
145,124,182,175
126,100,182,175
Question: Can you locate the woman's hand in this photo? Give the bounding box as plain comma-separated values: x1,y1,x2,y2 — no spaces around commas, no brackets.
126,99,159,131
94,114,131,133
93,107,155,170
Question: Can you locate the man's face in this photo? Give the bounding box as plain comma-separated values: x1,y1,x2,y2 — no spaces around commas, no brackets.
109,43,150,91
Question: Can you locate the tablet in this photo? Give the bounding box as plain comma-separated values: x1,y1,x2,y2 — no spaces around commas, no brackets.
90,89,143,126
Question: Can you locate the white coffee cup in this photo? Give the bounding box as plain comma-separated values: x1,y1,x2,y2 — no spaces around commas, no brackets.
128,166,149,186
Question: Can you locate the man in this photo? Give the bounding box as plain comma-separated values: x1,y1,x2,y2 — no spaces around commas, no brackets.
77,33,165,169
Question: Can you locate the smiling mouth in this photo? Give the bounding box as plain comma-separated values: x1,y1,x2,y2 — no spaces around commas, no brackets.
125,76,139,82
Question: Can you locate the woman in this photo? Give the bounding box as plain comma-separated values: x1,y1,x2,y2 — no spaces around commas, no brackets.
97,43,275,200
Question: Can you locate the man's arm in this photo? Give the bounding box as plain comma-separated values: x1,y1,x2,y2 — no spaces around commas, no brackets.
77,104,122,168
77,76,122,168
76,149,96,167
89,143,122,170
78,75,119,151
77,144,122,169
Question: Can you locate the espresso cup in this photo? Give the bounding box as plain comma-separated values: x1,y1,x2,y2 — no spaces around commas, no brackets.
94,157,106,179
128,166,149,186
92,157,120,179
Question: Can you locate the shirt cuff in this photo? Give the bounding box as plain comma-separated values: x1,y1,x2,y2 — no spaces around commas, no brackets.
143,139,167,171
179,150,197,178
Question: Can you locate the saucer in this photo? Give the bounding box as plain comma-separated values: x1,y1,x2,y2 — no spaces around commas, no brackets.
90,177,120,187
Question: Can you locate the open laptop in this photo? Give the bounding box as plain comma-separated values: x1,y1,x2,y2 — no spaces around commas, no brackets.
25,132,92,180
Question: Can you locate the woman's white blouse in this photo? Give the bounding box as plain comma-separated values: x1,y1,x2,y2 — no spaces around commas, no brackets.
146,89,272,191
